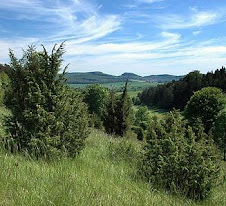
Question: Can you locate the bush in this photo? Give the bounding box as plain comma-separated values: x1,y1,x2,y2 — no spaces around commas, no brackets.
212,109,226,160
84,84,109,118
5,44,89,158
104,81,133,137
184,87,225,133
139,110,219,200
132,126,145,141
0,72,10,106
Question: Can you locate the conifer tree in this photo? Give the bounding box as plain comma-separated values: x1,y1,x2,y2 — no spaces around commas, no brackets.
5,44,89,158
140,110,219,200
115,80,132,136
103,81,132,137
104,90,117,134
212,109,226,160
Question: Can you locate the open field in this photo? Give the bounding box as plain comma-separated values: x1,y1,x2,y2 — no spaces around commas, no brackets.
0,127,225,205
68,81,159,92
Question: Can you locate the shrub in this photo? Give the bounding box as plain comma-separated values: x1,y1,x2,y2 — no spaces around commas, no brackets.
104,81,133,137
184,87,225,133
84,84,109,118
0,72,10,106
139,110,219,200
212,109,226,160
5,44,89,158
132,126,145,141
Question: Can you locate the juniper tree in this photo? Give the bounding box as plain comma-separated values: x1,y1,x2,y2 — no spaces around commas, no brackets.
104,90,117,134
104,81,132,137
139,110,219,200
6,44,89,158
115,80,132,136
212,109,226,160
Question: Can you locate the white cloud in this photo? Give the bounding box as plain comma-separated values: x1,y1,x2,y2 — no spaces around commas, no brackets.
125,0,164,9
154,10,223,30
193,30,201,35
138,0,164,3
1,1,226,75
161,32,181,40
62,34,226,75
0,0,121,46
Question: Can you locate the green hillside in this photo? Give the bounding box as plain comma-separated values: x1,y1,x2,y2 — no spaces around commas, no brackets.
64,71,183,84
0,129,225,206
64,72,120,84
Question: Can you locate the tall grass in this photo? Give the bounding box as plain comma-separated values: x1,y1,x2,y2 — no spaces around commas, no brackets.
0,129,225,206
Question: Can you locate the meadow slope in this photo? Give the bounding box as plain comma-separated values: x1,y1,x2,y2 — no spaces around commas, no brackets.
0,129,225,206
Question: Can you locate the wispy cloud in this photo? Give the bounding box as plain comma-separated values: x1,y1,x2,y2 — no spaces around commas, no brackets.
0,0,121,44
125,0,164,9
193,30,201,36
154,10,224,30
138,0,164,3
1,0,226,75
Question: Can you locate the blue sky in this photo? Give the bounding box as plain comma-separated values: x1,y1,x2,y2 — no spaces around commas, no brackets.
0,0,226,75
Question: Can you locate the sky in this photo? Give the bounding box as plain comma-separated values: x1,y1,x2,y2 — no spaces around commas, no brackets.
0,0,226,75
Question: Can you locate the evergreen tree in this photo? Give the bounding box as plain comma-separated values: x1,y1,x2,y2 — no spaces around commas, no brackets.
212,109,226,160
139,110,219,200
5,44,89,158
115,80,132,136
104,81,133,137
139,68,226,110
104,90,117,134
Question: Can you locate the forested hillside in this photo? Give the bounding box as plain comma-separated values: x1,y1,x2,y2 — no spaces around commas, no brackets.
64,71,183,84
139,68,226,109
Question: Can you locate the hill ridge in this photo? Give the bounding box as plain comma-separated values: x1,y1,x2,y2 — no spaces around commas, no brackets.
64,71,183,84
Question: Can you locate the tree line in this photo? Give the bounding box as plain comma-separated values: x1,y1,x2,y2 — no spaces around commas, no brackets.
139,68,226,109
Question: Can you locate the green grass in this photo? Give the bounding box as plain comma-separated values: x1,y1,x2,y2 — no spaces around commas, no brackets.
69,81,159,93
0,106,225,205
0,129,225,206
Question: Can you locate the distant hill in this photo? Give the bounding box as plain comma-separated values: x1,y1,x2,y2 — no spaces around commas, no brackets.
120,73,143,81
64,71,183,84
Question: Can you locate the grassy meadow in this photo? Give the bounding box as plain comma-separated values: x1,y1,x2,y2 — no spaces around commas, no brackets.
69,81,159,93
0,105,225,206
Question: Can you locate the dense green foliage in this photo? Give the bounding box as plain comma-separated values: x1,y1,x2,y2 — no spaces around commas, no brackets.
5,44,89,158
0,63,12,75
84,84,109,117
184,87,225,133
139,110,219,200
132,106,150,140
212,109,226,160
104,90,118,134
0,71,10,105
83,84,109,128
140,68,226,109
115,80,133,136
104,81,133,136
134,106,149,129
